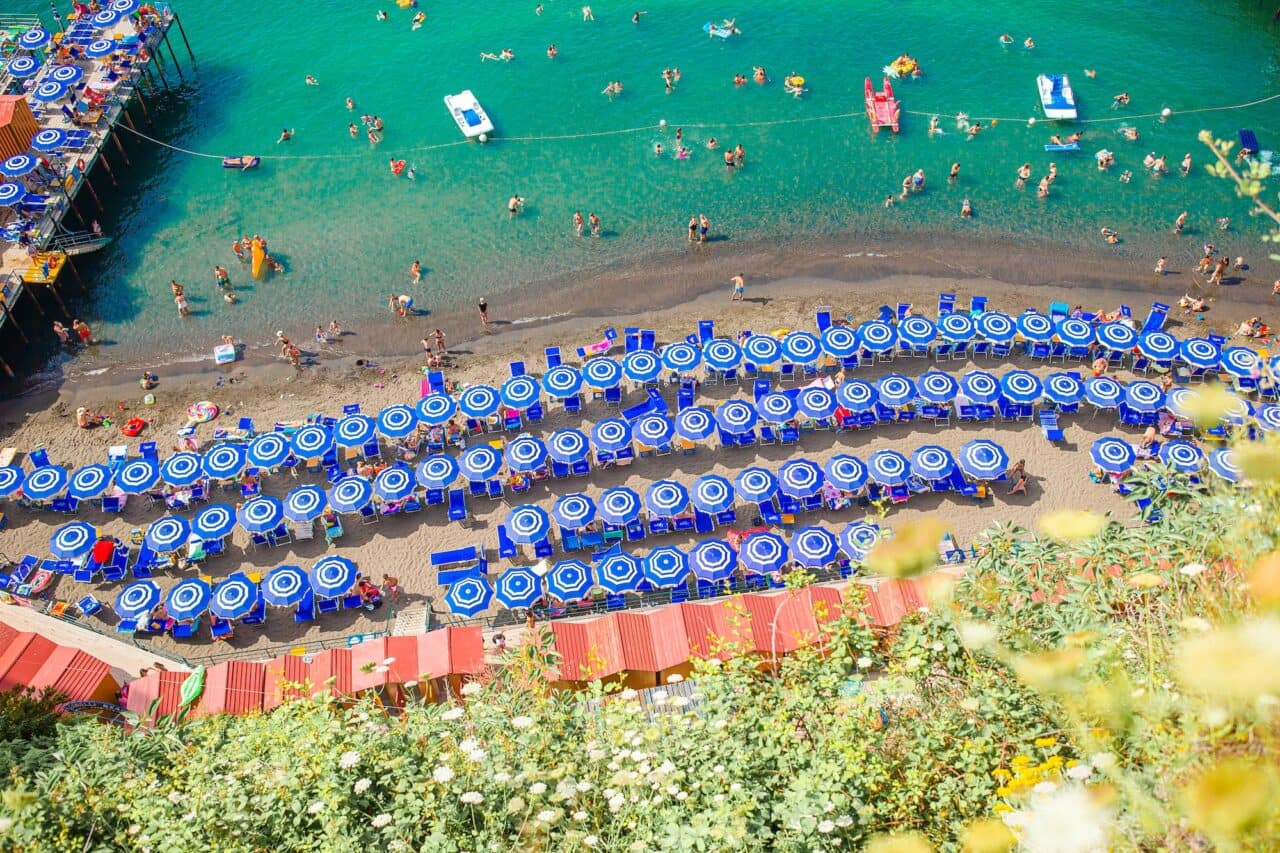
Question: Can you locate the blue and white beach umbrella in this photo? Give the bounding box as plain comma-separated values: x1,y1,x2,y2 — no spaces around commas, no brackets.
703,338,741,371
1043,372,1084,406
644,546,690,588
977,311,1016,342
459,445,502,481
1091,437,1136,474
1055,318,1095,347
47,64,83,85
85,39,118,59
582,357,622,388
1084,377,1123,409
856,321,896,353
1138,331,1178,362
634,414,674,447
778,458,824,498
145,515,191,553
959,371,1000,404
1124,381,1165,413
504,436,548,473
327,476,373,513
334,414,376,448
500,376,541,410
212,574,259,620
547,428,589,464
836,379,876,412
782,331,822,363
0,466,23,498
825,454,868,490
691,474,734,514
645,479,690,517
1160,441,1205,473
548,559,594,600
117,458,159,494
68,464,111,500
1097,322,1138,352
0,154,38,178
938,312,975,343
715,400,758,434
542,365,583,398
758,391,797,422
91,9,122,28
114,581,161,621
18,27,50,50
0,182,22,208
821,326,860,359
506,505,551,544
599,487,641,524
376,404,418,438
591,418,632,453
734,467,778,504
911,445,956,480
373,465,415,501
238,496,284,534
867,450,910,486
743,334,781,365
495,566,543,609
596,550,642,594
166,578,212,622
30,128,68,152
1256,404,1280,433
458,385,501,419
675,406,716,441
1223,396,1253,426
740,532,788,573
1016,312,1054,342
917,371,958,404
311,556,358,599
193,503,237,539
110,0,141,13
445,576,493,617
661,342,701,372
791,526,839,568
1000,370,1043,404
50,521,96,559
289,425,332,459
876,374,917,408
247,433,290,468
958,439,1009,480
161,452,202,486
552,493,596,529
690,539,737,582
840,521,881,560
898,316,937,348
1179,338,1221,370
263,565,311,607
1269,355,1280,382
1221,346,1261,379
1164,387,1198,419
4,56,38,79
797,386,837,419
23,465,67,500
622,350,662,383
202,444,247,480
416,454,459,489
29,81,67,103
1209,448,1240,483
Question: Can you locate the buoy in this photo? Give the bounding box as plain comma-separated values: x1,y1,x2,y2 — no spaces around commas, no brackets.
1027,117,1037,127
659,119,667,128
479,133,488,143
1160,107,1172,121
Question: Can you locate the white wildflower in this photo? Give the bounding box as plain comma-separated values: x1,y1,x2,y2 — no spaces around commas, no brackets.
433,765,455,784
817,820,835,834
620,688,638,700
371,813,392,829
905,655,924,671
506,796,526,814
353,778,372,795
536,809,559,823
0,818,13,834
583,835,598,848
338,750,361,770
1033,781,1058,795
651,690,668,705
460,791,484,805
1179,563,1207,577
529,782,547,795
856,656,872,669
956,621,997,650
512,715,534,729
1066,764,1094,781
461,682,482,696
836,815,853,828
576,781,592,793
667,674,683,683
930,641,944,652
675,791,688,801
730,783,741,792
307,801,325,815
1019,785,1111,853
441,706,465,721
671,696,691,707
1002,810,1028,829
493,772,512,784
1088,752,1115,770
573,810,588,821
713,764,725,774
382,657,396,665
608,794,626,812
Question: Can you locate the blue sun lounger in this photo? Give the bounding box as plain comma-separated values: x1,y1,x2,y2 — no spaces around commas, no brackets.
1239,129,1259,157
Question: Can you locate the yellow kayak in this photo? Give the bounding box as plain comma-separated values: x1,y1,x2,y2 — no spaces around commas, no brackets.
250,239,266,279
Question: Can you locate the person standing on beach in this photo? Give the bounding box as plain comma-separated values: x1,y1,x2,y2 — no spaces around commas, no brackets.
699,214,710,243
688,216,698,243
410,260,421,284
573,211,585,236
730,273,745,301
949,162,960,182
433,329,447,355
213,266,230,288
73,319,93,345
175,292,190,317
1174,211,1187,234
1154,256,1167,275
1016,163,1030,189
478,298,490,331
52,321,69,347
508,195,525,216
588,212,601,237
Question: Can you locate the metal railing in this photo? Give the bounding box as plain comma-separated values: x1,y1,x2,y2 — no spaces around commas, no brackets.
30,599,192,667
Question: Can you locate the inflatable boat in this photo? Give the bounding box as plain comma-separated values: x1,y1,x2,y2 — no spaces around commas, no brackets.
865,77,900,133
1037,73,1077,120
443,90,494,139
703,21,739,38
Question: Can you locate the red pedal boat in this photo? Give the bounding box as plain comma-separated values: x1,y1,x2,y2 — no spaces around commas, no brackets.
865,77,900,133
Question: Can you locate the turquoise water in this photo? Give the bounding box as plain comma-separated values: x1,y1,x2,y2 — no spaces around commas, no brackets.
19,0,1280,364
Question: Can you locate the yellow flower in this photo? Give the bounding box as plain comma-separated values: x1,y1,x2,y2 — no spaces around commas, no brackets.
864,516,947,579
1235,438,1280,483
866,832,933,853
1011,755,1031,766
1033,737,1057,748
960,818,1015,853
1247,551,1280,610
1128,572,1165,589
992,768,1012,781
992,803,1012,814
1037,509,1106,542
1181,758,1278,840
1181,385,1238,429
1175,619,1280,703
996,786,1011,797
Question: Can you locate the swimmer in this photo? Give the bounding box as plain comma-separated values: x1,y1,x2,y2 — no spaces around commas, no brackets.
407,166,416,181
345,97,354,110
1066,132,1082,143
535,3,542,13
1100,227,1119,244
1119,170,1132,183
1152,155,1167,174
949,162,959,181
885,194,895,208
508,195,525,216
912,168,926,191
376,10,387,20
349,123,358,138
1050,135,1062,146
675,127,683,144
1112,92,1130,108
1143,152,1156,169
547,44,557,58
733,144,744,166
901,175,912,200
305,75,318,86
1174,211,1187,234
753,66,766,84
961,198,972,218
1120,126,1139,141
999,33,1013,45
1016,162,1031,189
632,11,646,23
1180,153,1192,175
213,266,230,287
1024,36,1035,49
676,146,689,159
706,137,718,149
1155,257,1167,275
481,52,500,62
1217,217,1230,231
1037,176,1050,198
412,11,426,28
1047,163,1057,183
501,48,514,61
928,115,939,136
589,212,600,236
582,5,594,20
655,142,664,156
368,128,381,144
724,149,734,167
573,211,585,236
410,260,421,284
277,128,294,143
1084,68,1096,78
967,122,983,138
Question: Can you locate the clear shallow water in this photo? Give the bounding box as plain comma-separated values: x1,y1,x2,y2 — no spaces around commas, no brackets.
16,0,1280,365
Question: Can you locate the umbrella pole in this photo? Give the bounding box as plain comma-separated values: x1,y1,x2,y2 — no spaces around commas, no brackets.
173,13,196,62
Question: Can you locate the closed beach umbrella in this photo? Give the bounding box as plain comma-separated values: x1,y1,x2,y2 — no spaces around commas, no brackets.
938,312,975,343
782,331,822,363
1256,404,1280,432
1221,346,1261,379
247,433,290,468
4,56,38,79
416,454,459,489
30,128,68,152
1055,318,1095,347
327,476,373,513
238,496,284,534
1179,337,1220,370
1000,370,1043,404
876,374,916,407
1097,322,1138,351
552,493,596,529
373,465,415,500
542,365,582,398
50,521,96,559
824,454,868,490
1016,312,1054,342
703,338,741,371
166,578,212,622
743,334,781,365
116,458,159,494
660,342,701,372
47,64,83,85
161,452,203,486
0,182,23,208
645,479,689,517
691,474,734,514
547,559,594,601
23,465,67,500
203,444,247,479
714,400,758,434
334,414,376,448
911,445,956,480
840,521,881,560
494,566,543,609
791,526,839,568
263,565,311,607
591,418,632,453
958,439,1009,480
1043,372,1084,406
959,371,1000,404
596,550,642,593
505,505,551,544
376,404,418,438
211,574,259,620
778,458,824,498
867,450,910,486
114,581,161,621
734,467,778,504
85,38,118,59
0,154,38,178
546,428,589,464
0,466,24,498
598,487,641,524
897,316,937,348
856,321,896,353
675,406,716,441
758,391,797,423
504,435,547,473
797,386,837,419
311,556,358,598
500,376,541,410
1138,331,1178,362
283,486,327,523
1124,381,1165,413
740,532,788,573
68,464,111,500
634,414,674,447
459,445,502,481
582,357,622,388
18,27,50,49
1160,441,1205,473
643,546,690,588
1084,376,1123,409
977,311,1016,342
458,385,500,419
29,81,68,103
917,371,958,403
445,576,492,617
622,350,662,383
1208,448,1240,483
192,504,237,539
821,326,860,359
690,539,737,582
1091,437,1135,474
836,379,876,412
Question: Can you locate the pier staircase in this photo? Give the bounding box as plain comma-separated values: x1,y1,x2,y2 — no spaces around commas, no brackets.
51,230,111,257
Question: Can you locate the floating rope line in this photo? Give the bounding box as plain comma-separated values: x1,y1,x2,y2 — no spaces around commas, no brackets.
903,91,1280,124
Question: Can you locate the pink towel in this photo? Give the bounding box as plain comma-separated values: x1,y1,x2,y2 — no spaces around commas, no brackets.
420,378,431,398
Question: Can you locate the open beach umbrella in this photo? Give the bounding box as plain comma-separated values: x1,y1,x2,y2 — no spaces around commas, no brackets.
17,27,50,50
238,496,284,534
494,566,543,609
1221,346,1261,379
582,357,622,388
334,414,376,448
85,38,118,59
1179,338,1220,370
825,454,868,491
116,458,159,494
938,312,975,343
959,371,1000,404
876,374,917,408
373,465,415,501
458,385,500,419
645,479,690,517
91,9,123,28
1164,387,1198,419
1220,394,1253,425
917,371,958,404
779,458,824,498
506,505,551,544
166,578,212,622
836,379,876,412
4,56,38,79
111,0,141,13
1138,331,1178,362
1269,355,1280,382
263,565,311,607
416,454,459,489
47,64,84,85
504,436,548,473
29,81,68,103
734,467,778,504
459,445,502,481
1000,370,1043,404
740,532,788,574
661,342,701,372
797,386,837,419
644,546,690,588
856,321,896,354
758,391,797,423
547,559,594,601
743,334,781,365
691,474,734,514
782,331,822,363
327,476,373,513
1097,322,1138,353
23,465,67,500
911,445,956,481
1016,312,1054,342
821,326,860,359
0,154,38,178
283,485,327,523
50,521,96,559
114,581,161,621
212,574,259,620
690,539,737,582
552,493,596,529
867,450,910,486
634,414,674,447
703,338,742,371
30,128,68,153
192,504,237,540
1090,437,1135,474
202,444,247,480
1209,448,1240,483
791,526,839,568
840,521,881,561
591,418,632,454
977,311,1016,342
287,425,331,464
547,428,589,464
0,466,24,498
958,439,1009,480
1160,441,1205,473
1084,376,1123,409
500,376,541,410
675,406,716,441
376,404,418,438
714,400,758,434
0,183,23,208
598,487,641,524
311,556,358,599
542,365,582,398
897,316,937,348
161,452,202,486
596,550,642,594
1055,318,1095,347
1256,404,1280,433
445,576,492,617
622,350,662,383
1043,372,1084,406
1124,381,1165,414
247,433,290,468
68,464,111,500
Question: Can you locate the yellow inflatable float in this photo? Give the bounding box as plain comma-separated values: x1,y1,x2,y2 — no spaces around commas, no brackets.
250,237,266,279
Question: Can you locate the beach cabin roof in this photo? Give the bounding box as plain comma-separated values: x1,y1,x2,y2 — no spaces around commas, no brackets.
0,95,38,162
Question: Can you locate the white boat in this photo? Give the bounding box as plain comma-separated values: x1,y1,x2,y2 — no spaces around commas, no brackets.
443,90,494,139
1036,74,1077,120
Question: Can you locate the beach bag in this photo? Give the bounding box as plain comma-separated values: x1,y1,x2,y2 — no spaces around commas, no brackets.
120,417,147,437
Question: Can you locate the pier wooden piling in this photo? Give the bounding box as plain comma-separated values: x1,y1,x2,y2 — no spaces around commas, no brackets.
174,14,196,62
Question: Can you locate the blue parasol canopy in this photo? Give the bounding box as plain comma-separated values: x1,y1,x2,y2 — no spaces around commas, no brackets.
1257,404,1280,433
202,444,247,480
1097,322,1138,352
740,532,788,573
445,576,493,617
1043,372,1084,405
797,386,837,419
734,467,778,504
0,466,24,497
977,311,1016,342
598,487,641,524
495,566,543,609
91,9,122,29
782,331,822,363
1091,437,1136,474
546,428,590,464
376,404,418,438
910,445,956,480
1179,337,1220,370
1124,381,1165,414
840,521,881,560
311,556,358,599
114,580,161,621
876,374,916,407
1208,448,1240,482
238,496,283,534
23,465,67,500
116,458,159,494
1160,441,1205,473
211,574,259,620
4,56,38,79
661,342,701,372
373,465,415,500
758,391,797,423
30,128,68,152
691,474,734,513
46,64,83,85
458,385,501,419
334,414,376,448
689,539,737,581
327,476,373,513
938,312,975,343
247,433,291,468
0,182,23,208
263,565,311,607
897,316,937,348
959,371,1000,404
542,365,583,398
591,418,632,453
416,454,459,489
29,81,68,103
836,379,876,412
867,450,910,486
643,546,690,588
1138,331,1178,361
50,521,96,559
161,452,203,486
622,350,662,383
1055,318,1095,347
824,454,867,490
459,445,502,481
596,550,642,593
791,526,839,568
18,27,50,50
289,425,333,460
552,493,596,529
582,357,622,388
675,406,716,441
821,326,860,359
166,578,212,622
67,464,111,500
645,479,690,517
916,371,958,403
1220,346,1261,379
743,334,781,365
634,414,674,447
703,338,742,371
958,439,1009,480
1084,376,1123,409
778,458,824,497
504,436,548,473
192,503,237,539
714,400,758,434
0,154,38,178
856,321,896,353
500,376,541,410
547,559,594,601
85,38,118,59
1016,312,1054,342
1000,370,1043,404
505,504,551,544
